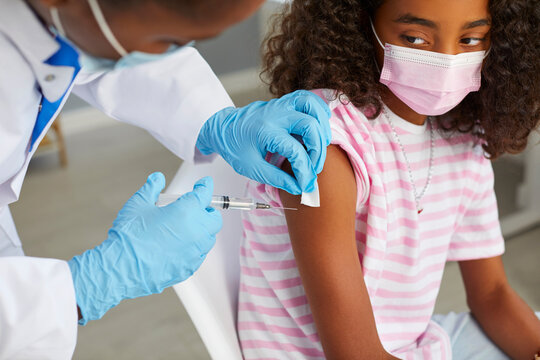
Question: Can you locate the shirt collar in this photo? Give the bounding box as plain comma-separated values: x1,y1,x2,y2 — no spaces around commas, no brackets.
0,0,76,102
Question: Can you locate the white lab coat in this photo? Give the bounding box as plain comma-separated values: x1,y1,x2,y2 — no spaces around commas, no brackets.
0,1,233,358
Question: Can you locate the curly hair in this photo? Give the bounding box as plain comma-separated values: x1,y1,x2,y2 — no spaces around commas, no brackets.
263,0,540,159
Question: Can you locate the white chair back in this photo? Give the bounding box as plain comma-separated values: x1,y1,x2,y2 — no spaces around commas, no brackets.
169,157,247,360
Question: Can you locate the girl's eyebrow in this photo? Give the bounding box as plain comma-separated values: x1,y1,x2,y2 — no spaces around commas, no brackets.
394,14,437,29
394,14,491,30
463,19,491,29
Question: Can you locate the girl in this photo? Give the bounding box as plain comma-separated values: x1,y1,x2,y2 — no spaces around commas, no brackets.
238,0,540,359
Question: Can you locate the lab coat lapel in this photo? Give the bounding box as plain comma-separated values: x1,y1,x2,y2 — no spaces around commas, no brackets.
0,0,76,102
31,36,81,151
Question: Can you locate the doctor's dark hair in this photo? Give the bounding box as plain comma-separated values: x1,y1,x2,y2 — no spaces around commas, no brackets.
262,0,540,159
101,0,237,20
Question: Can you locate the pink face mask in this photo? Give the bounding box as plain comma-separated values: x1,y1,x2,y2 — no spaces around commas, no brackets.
370,21,487,116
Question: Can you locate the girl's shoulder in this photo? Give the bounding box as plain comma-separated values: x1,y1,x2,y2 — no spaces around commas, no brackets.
312,89,370,120
311,89,375,139
311,89,377,208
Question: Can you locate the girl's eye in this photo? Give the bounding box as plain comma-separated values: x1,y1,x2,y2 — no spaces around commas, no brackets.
401,35,427,45
461,37,485,46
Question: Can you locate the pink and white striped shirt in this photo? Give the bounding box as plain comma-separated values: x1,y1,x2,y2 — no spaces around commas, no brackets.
238,89,504,359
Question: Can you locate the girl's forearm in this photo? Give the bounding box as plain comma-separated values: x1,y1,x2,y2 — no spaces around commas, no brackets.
469,285,540,359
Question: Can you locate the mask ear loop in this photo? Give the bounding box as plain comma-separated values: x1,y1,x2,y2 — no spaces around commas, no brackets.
369,19,383,74
369,19,385,50
87,0,128,57
50,8,67,37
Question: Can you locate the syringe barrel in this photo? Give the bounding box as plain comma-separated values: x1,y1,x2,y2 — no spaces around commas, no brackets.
211,196,256,210
156,194,256,210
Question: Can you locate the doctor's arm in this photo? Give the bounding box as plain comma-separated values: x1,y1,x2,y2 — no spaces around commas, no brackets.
0,175,219,359
68,173,221,325
459,256,540,359
279,145,399,360
72,47,331,195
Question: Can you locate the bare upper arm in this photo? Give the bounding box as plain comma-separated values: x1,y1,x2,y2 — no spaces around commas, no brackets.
279,145,394,359
459,256,510,308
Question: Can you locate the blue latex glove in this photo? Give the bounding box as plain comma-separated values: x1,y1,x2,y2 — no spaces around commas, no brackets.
196,90,331,195
68,173,222,325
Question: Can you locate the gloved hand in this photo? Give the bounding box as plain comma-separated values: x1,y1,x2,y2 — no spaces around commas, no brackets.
196,90,331,195
68,173,222,325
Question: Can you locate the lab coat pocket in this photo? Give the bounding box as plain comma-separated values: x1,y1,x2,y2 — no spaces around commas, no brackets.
0,205,22,249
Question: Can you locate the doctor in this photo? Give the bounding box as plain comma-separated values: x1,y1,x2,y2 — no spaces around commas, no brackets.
0,0,331,358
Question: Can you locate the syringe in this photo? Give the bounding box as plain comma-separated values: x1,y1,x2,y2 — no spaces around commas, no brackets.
156,194,297,211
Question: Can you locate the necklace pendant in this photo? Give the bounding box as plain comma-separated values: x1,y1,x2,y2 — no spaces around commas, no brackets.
417,207,423,214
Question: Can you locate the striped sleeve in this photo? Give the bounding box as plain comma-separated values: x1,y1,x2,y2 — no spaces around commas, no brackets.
314,90,371,209
447,154,504,261
330,120,371,209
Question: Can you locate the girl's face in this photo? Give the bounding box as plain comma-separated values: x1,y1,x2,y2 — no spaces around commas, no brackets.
373,0,491,58
372,0,491,122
